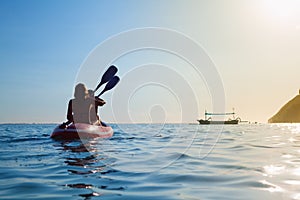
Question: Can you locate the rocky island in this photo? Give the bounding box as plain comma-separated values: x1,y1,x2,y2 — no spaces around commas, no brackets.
268,90,300,123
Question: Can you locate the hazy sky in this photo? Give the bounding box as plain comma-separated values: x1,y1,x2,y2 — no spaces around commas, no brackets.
0,0,300,123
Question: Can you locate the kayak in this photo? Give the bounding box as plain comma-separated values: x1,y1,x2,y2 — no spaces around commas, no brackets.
51,123,113,140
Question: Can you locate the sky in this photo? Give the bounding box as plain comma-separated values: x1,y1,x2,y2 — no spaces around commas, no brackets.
0,0,300,123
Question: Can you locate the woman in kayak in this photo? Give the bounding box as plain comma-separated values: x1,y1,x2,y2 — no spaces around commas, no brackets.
59,83,107,128
67,83,93,124
88,89,107,127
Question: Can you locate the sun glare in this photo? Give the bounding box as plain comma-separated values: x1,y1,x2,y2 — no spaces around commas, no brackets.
268,1,291,18
263,0,299,21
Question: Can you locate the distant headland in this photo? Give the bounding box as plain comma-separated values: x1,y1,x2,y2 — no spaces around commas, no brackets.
268,89,300,123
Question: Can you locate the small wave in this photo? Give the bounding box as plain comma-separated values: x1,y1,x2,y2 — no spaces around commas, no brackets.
247,144,275,149
10,137,47,143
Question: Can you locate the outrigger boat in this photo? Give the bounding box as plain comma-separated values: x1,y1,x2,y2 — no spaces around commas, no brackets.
197,109,241,125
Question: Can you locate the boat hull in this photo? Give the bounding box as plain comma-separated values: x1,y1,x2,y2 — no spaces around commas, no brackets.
198,119,239,125
51,123,113,140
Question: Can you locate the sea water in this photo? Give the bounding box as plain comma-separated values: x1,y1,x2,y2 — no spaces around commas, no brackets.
0,123,300,200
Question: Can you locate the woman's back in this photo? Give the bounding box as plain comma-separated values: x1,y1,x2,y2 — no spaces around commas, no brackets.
71,98,93,124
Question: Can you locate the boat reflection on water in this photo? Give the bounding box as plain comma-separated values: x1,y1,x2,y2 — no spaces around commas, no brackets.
62,141,106,173
55,139,117,199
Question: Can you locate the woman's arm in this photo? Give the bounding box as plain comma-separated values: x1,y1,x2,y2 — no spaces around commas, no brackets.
67,100,73,122
95,97,106,106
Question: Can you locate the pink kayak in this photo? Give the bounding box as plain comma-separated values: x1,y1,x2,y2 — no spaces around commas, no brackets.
51,123,113,140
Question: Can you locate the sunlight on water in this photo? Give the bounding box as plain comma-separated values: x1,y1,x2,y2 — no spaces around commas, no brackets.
294,194,300,200
287,124,300,134
285,180,300,185
281,154,293,159
263,165,285,177
259,180,285,193
293,168,300,176
288,137,297,142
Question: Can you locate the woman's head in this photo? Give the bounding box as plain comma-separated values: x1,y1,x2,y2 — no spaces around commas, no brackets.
74,83,88,99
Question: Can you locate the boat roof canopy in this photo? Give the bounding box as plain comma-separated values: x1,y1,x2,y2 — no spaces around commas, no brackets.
205,112,235,116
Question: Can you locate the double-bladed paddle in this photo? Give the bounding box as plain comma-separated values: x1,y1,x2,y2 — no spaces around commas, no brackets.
94,65,118,92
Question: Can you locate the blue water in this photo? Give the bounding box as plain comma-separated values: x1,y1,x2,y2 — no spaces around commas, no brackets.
0,123,300,199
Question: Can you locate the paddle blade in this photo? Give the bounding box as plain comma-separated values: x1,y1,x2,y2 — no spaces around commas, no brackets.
97,76,120,97
94,65,118,92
